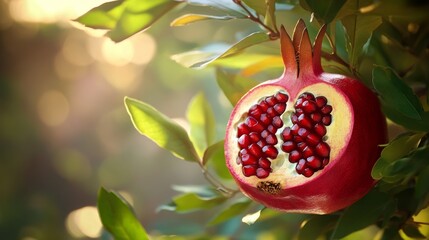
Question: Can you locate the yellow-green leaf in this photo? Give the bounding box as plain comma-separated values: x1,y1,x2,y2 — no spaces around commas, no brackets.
125,97,199,162
171,14,235,26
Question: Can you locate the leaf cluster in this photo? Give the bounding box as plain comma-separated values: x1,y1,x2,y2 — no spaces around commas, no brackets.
75,0,429,239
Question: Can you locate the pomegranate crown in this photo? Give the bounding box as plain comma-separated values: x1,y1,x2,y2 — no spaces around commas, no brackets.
280,19,327,78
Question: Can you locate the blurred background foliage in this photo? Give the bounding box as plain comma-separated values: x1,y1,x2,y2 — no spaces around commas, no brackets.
1,0,429,239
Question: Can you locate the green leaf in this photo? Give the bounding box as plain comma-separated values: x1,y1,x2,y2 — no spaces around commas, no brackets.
263,0,277,32
341,0,381,68
208,198,252,226
172,192,227,213
124,97,199,162
402,222,426,239
372,132,426,179
372,66,424,120
185,0,246,17
215,69,258,106
302,0,347,23
98,187,149,240
171,32,271,68
242,208,263,225
242,1,293,16
415,166,429,212
203,141,232,180
76,0,181,42
331,190,392,239
186,93,216,156
298,215,339,240
170,14,235,26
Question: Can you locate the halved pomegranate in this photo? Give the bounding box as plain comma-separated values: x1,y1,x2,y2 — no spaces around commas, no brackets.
225,20,387,214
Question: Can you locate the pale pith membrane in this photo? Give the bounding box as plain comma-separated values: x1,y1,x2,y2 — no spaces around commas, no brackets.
236,91,332,178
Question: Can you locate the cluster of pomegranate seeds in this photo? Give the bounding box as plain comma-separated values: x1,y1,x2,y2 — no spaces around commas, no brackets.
281,92,332,177
236,92,289,179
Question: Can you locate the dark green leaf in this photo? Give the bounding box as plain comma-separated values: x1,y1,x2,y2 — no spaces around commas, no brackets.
342,10,381,68
208,198,252,226
171,32,271,68
98,187,149,240
372,132,425,179
124,97,199,162
298,215,339,240
170,14,236,26
381,104,429,132
415,166,429,212
215,69,258,106
302,0,347,23
402,222,426,239
76,0,181,42
372,66,424,120
331,190,391,239
186,92,216,156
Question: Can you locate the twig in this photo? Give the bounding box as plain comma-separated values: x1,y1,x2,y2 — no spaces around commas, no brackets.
233,0,280,39
198,161,239,198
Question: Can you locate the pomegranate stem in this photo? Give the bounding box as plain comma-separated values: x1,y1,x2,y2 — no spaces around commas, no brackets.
197,160,239,197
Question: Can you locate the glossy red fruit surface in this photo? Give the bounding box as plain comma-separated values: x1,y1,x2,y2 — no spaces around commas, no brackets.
224,20,387,214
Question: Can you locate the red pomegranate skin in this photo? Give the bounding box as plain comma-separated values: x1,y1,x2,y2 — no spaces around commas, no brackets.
224,20,387,214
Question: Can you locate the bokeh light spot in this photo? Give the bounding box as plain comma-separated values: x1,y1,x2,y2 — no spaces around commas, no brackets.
37,90,69,126
101,38,134,66
65,206,102,239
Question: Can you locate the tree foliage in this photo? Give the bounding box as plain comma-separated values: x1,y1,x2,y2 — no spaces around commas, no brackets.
76,0,429,239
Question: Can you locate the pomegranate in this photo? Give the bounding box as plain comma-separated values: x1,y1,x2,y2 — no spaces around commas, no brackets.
224,20,387,214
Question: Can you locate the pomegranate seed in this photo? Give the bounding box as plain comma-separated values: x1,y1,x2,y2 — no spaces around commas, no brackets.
315,96,327,107
256,140,265,148
321,105,332,114
296,108,304,114
281,127,292,141
315,142,330,157
306,133,320,146
242,165,257,176
297,142,307,151
249,132,260,143
238,134,250,148
302,146,314,158
267,125,277,134
272,116,283,128
298,127,310,137
291,124,300,135
258,158,271,168
246,116,264,132
249,108,262,119
274,103,286,114
260,130,269,138
237,123,249,137
265,134,278,145
303,168,314,177
297,114,312,129
281,141,295,153
296,159,307,172
239,148,248,157
265,96,277,106
314,123,327,136
267,107,277,117
248,143,262,156
322,158,329,167
263,145,278,159
294,135,305,143
256,167,270,179
302,100,317,113
307,156,322,169
322,115,332,125
260,113,271,126
291,114,299,124
241,154,258,165
311,112,322,122
259,101,269,111
289,150,301,163
300,92,315,101
295,98,304,108
275,92,288,102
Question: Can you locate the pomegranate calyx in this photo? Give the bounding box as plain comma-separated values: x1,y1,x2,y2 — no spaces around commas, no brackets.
280,20,327,82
